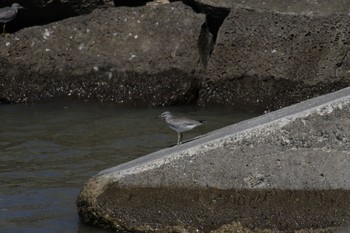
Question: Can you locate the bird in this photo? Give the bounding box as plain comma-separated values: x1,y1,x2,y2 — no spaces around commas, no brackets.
0,3,24,35
157,111,205,146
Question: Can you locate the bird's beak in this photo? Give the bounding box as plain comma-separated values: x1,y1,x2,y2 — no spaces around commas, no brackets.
154,114,162,119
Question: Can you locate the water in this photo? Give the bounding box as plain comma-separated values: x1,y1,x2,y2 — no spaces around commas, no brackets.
0,101,260,233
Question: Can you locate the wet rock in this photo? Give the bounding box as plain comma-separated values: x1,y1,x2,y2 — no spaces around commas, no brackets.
0,3,204,105
77,87,350,232
1,0,350,110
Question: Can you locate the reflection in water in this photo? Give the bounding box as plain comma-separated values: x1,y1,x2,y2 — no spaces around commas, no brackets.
0,101,259,233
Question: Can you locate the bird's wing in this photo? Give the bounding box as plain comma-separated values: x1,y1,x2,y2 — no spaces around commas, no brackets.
172,117,203,127
0,8,16,22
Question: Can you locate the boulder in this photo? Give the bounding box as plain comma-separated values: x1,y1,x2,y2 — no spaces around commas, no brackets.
1,0,350,110
199,2,350,109
0,2,205,105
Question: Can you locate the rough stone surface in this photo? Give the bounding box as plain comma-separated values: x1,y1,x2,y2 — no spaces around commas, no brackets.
208,7,350,83
0,3,204,105
199,5,350,109
2,1,350,110
77,87,350,232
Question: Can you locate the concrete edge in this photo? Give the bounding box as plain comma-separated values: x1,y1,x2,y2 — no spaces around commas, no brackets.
96,86,350,181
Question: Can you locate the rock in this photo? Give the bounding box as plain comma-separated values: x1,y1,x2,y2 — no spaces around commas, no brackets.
1,1,350,110
77,87,350,232
0,2,205,105
198,3,350,110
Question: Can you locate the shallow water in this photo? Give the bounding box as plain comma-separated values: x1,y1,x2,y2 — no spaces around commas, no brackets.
0,101,260,233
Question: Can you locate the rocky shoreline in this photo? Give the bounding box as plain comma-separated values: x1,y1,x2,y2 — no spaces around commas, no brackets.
1,0,349,111
2,1,350,232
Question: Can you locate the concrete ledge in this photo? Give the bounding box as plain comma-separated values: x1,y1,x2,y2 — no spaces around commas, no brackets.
77,87,350,232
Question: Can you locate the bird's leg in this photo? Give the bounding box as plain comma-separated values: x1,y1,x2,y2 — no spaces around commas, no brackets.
176,132,183,146
177,132,184,146
2,24,9,36
2,24,5,35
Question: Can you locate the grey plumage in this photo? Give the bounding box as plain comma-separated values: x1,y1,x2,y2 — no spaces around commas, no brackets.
157,111,205,146
0,3,24,34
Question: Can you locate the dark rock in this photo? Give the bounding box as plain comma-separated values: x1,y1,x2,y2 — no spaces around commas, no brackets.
200,5,350,110
0,3,205,105
1,0,350,111
0,0,113,33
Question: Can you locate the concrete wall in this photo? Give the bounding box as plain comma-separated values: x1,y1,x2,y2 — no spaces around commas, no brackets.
77,87,350,232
